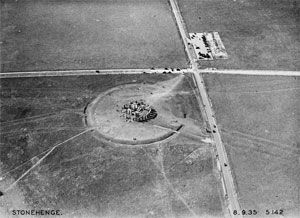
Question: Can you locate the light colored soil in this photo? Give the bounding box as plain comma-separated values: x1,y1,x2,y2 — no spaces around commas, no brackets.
0,163,31,218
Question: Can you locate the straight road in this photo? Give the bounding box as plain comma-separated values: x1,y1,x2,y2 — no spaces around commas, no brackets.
2,68,298,79
0,68,190,78
199,69,300,76
169,0,242,217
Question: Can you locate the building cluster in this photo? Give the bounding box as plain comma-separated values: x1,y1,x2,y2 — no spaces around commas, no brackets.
120,100,157,122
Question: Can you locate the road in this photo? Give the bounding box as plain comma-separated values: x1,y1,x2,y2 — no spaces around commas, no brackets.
0,68,190,78
169,0,243,217
2,68,299,79
198,69,300,76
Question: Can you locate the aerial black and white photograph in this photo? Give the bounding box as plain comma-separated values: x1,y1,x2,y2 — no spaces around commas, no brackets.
0,0,299,217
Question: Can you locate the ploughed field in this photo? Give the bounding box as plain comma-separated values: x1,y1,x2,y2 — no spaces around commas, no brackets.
203,74,300,218
1,0,187,72
0,74,224,218
178,0,300,71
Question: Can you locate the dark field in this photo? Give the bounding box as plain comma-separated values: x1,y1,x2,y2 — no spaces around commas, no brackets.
1,0,187,72
0,74,223,218
203,74,300,217
178,0,300,71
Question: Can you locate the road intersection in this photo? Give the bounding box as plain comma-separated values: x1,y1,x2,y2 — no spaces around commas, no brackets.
0,1,299,217
1,68,299,79
169,0,243,217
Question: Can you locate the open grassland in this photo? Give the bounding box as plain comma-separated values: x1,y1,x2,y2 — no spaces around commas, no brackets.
1,0,187,72
203,74,300,217
178,0,300,71
0,74,223,218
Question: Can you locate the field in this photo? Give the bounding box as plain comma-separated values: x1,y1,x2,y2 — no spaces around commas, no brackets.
203,74,300,217
0,0,187,72
178,0,300,71
0,74,224,218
